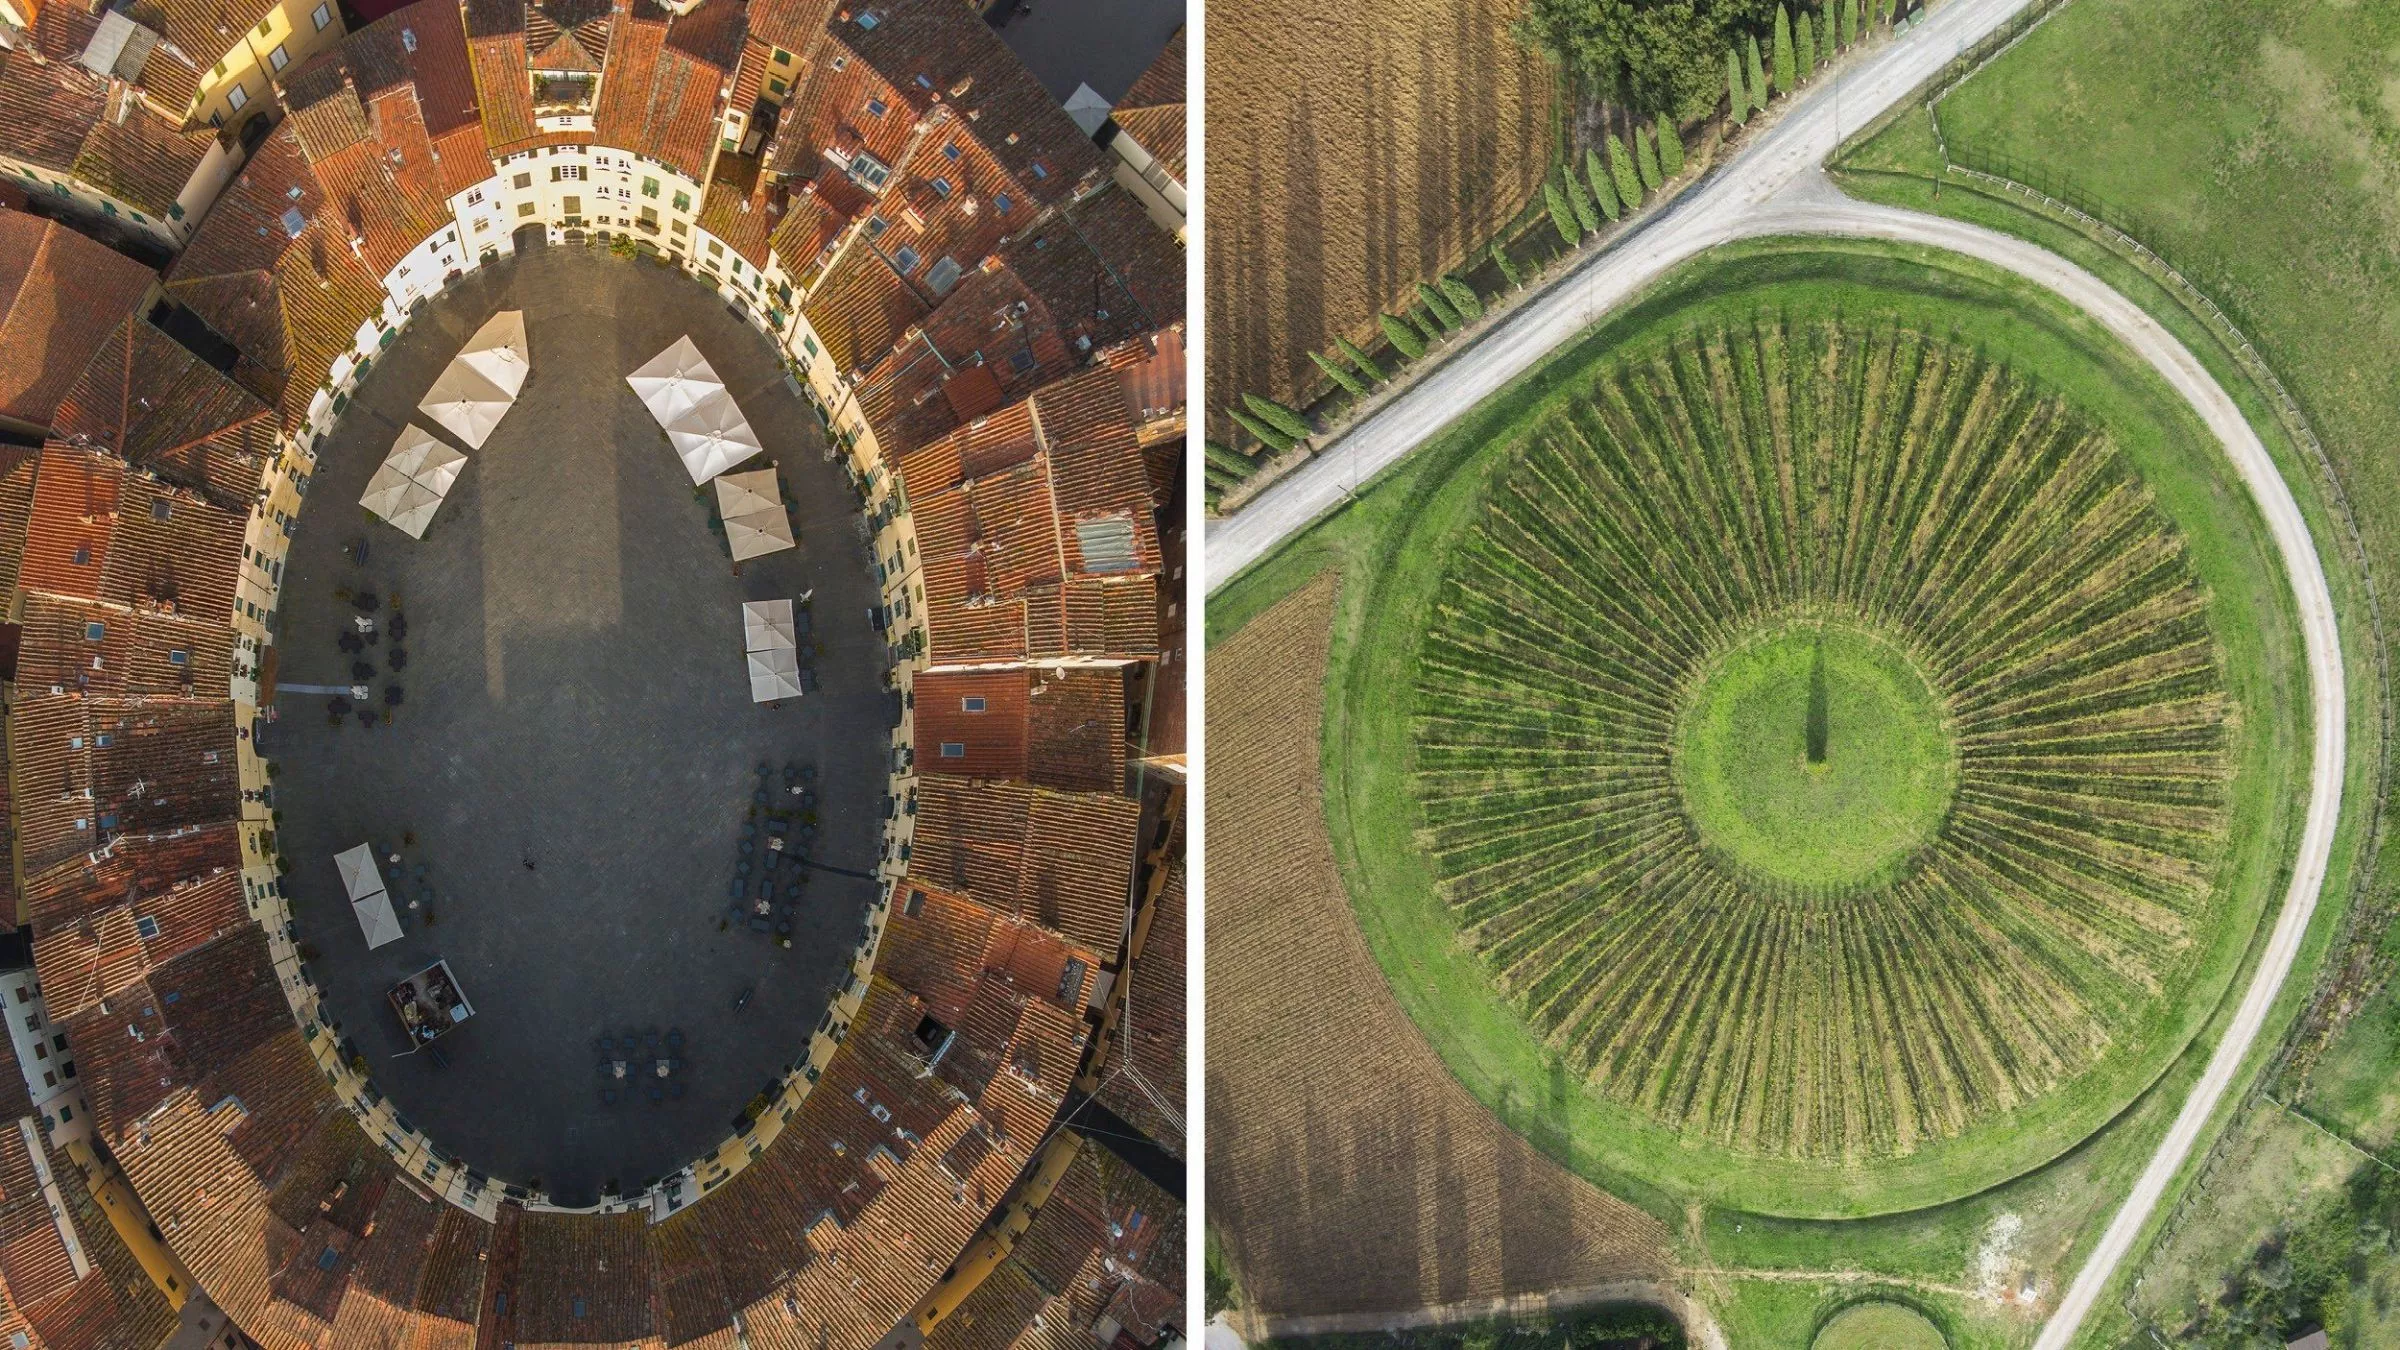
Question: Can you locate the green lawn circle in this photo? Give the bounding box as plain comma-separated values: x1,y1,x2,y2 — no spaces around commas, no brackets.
1673,621,1956,894
1320,240,2310,1216
1813,1301,1949,1349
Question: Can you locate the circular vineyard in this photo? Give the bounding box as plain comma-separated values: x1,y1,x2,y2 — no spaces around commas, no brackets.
1413,315,2231,1162
1321,243,2327,1214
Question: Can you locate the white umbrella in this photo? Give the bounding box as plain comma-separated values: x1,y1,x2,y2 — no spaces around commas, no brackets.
748,647,803,702
384,424,445,482
407,441,468,495
742,599,797,652
359,463,417,520
665,388,764,484
334,843,384,903
418,362,514,448
626,335,722,423
715,469,793,560
382,481,443,539
456,310,530,399
352,892,403,949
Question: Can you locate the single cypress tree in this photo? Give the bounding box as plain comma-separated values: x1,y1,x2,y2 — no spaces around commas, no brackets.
1839,0,1855,48
1228,407,1295,453
1797,11,1816,80
1746,35,1769,111
1408,306,1441,346
1381,313,1426,360
1544,177,1578,245
1657,118,1684,177
1635,127,1663,192
1489,241,1523,290
1441,275,1483,321
1563,167,1600,233
1727,49,1749,125
1607,133,1643,209
1416,281,1460,330
1773,7,1795,94
1336,335,1385,382
1310,350,1368,398
1243,392,1313,440
1204,439,1255,476
1586,148,1622,220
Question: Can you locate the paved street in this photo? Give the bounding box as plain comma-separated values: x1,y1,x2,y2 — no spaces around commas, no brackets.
265,244,892,1204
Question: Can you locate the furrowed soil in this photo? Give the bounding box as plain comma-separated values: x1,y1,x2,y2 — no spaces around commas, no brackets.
1202,0,1554,432
1203,573,1672,1317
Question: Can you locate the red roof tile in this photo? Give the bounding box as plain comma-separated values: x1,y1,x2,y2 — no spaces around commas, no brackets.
0,216,156,433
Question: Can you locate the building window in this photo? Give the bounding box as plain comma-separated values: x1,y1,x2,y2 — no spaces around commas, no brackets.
84,621,104,641
707,239,723,256
513,172,532,189
642,176,659,197
672,220,687,236
228,83,249,111
831,54,847,71
72,544,90,565
562,195,580,214
313,2,332,28
269,43,290,71
255,16,271,34
466,188,484,206
518,203,536,217
136,916,161,939
773,46,791,62
961,696,985,712
942,142,960,161
768,78,786,96
864,98,886,118
892,246,919,274
938,742,965,758
672,190,691,211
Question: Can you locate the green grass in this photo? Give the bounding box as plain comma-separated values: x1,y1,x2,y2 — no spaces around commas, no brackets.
1677,621,1955,891
1325,243,2307,1217
1814,1300,1949,1349
1207,237,2360,1343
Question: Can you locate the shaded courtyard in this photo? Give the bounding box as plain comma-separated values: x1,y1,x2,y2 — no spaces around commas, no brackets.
262,244,891,1204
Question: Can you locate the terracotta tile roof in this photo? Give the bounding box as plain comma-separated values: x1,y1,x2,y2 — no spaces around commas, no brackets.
913,668,1125,793
0,446,40,598
17,1136,181,1350
830,0,1102,211
463,0,540,155
933,971,1083,1151
743,0,829,58
18,445,123,600
111,1088,290,1345
999,193,1176,360
697,169,784,269
97,473,245,622
526,0,615,70
141,0,281,101
1006,1143,1176,1305
762,27,914,189
1092,858,1178,1155
33,868,245,1023
802,243,928,378
50,315,272,488
23,820,237,925
167,125,323,282
499,1210,658,1349
1110,27,1181,182
0,51,210,219
592,0,738,182
0,215,157,433
904,775,1135,959
7,692,99,877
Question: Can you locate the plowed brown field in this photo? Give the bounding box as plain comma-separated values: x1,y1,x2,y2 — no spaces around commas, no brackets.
1202,1,1554,430
1204,574,1671,1317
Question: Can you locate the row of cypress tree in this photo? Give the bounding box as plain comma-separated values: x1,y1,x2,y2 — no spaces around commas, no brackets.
1728,0,1898,126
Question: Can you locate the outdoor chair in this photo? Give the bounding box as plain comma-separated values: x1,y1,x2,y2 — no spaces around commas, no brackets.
647,1083,665,1103
741,821,758,838
598,1036,615,1055
735,859,751,877
783,762,801,783
749,916,771,932
739,837,754,856
765,818,789,836
666,1029,684,1051
669,1081,685,1101
756,760,773,777
602,1087,617,1106
728,879,744,898
785,881,804,900
753,789,769,806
